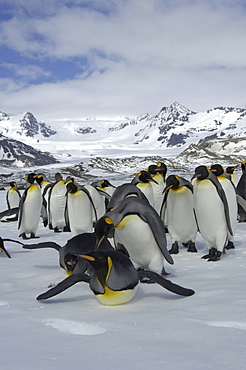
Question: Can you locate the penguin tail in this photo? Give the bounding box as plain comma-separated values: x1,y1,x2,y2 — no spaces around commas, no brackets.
138,270,195,297
36,273,90,301
22,241,61,251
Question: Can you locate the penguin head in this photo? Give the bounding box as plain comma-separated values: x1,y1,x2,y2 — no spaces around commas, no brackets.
8,181,17,188
100,180,115,188
225,165,238,174
210,164,224,176
137,170,159,184
164,175,180,191
192,166,210,180
95,216,114,247
63,253,79,275
26,173,38,184
66,181,78,194
55,173,63,182
78,251,110,287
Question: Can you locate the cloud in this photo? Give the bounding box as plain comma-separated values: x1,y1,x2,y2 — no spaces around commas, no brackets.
0,0,246,119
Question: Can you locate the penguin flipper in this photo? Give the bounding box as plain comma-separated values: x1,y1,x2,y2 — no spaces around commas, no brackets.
138,270,195,297
208,174,233,236
22,241,61,251
0,237,11,258
36,273,90,301
18,189,28,229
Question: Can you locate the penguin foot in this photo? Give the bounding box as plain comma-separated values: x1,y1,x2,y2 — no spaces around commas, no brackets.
54,227,61,233
48,223,53,230
224,241,235,250
19,233,29,240
187,242,197,253
169,242,179,254
30,233,39,239
202,248,221,261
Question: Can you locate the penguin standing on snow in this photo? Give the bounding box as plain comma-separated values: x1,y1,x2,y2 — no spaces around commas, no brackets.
147,162,167,214
192,166,233,261
48,173,67,232
65,181,97,235
131,170,158,207
210,164,237,250
36,249,194,305
161,175,198,254
6,182,21,209
95,196,174,275
18,173,42,239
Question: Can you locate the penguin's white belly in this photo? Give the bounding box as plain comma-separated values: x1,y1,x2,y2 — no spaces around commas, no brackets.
8,190,20,208
194,181,227,250
84,184,105,221
96,286,138,306
151,178,165,214
136,183,154,206
67,193,93,234
115,214,164,273
49,184,66,228
166,189,197,243
20,187,42,233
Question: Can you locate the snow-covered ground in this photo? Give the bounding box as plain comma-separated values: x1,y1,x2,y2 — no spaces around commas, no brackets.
0,186,246,370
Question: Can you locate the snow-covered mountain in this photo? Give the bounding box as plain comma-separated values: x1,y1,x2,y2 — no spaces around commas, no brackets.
0,102,246,174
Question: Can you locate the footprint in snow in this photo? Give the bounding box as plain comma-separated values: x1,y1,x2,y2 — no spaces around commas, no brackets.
43,318,107,335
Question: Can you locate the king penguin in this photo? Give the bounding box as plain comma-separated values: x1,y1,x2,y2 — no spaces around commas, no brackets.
6,182,21,209
36,249,194,305
146,162,167,214
95,196,174,275
48,173,67,232
18,173,42,239
161,175,198,254
65,181,96,235
210,164,237,250
36,174,52,227
192,165,233,261
131,170,158,207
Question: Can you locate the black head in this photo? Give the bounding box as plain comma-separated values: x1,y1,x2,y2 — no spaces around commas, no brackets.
165,175,180,190
66,181,78,194
26,173,38,184
63,253,79,274
192,166,210,180
210,164,224,176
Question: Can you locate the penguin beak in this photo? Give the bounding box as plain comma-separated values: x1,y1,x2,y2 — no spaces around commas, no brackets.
96,235,106,248
163,184,173,193
78,254,96,261
150,178,159,185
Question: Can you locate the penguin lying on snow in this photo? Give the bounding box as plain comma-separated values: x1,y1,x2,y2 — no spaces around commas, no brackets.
0,207,19,222
22,232,113,275
36,250,195,306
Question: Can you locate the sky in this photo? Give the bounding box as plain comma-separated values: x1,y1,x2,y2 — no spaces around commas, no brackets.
0,0,246,120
